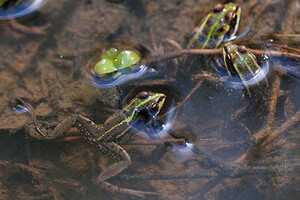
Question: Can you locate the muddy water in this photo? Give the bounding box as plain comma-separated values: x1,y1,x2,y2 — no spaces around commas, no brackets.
0,0,299,199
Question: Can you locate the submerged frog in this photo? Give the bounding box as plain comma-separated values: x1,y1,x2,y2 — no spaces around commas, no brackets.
17,92,172,198
221,42,269,94
188,2,241,49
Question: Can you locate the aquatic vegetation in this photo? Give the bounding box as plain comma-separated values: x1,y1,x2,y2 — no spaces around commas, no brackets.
84,41,153,88
94,48,140,77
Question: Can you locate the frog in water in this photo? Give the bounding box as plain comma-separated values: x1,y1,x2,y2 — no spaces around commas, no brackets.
221,42,269,95
17,92,171,198
188,2,241,49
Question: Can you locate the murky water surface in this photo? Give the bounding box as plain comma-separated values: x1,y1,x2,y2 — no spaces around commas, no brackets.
0,0,299,199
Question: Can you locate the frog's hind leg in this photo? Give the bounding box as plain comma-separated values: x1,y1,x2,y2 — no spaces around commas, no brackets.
16,98,81,139
96,142,159,198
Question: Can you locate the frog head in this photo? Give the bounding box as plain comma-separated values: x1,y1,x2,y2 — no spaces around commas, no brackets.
126,92,166,121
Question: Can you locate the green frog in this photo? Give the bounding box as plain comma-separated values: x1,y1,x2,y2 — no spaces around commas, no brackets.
16,91,171,198
188,2,241,49
222,42,269,94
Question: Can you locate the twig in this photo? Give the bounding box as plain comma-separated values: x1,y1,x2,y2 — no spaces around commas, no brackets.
162,79,204,117
249,49,300,59
197,107,300,197
265,73,281,133
142,48,300,65
260,110,300,148
10,19,51,35
266,43,300,54
235,110,300,163
142,49,222,64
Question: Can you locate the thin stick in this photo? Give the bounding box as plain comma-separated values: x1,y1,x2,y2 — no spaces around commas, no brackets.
143,49,222,64
249,49,300,59
162,79,204,117
10,19,50,35
142,48,300,65
265,74,281,133
197,108,300,197
267,43,300,54
260,110,300,148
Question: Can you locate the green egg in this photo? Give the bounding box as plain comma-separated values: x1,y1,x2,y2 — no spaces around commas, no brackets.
114,50,140,69
94,58,117,75
101,48,118,60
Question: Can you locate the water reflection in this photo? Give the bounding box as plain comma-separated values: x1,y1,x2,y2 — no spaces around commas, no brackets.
14,103,29,114
0,0,47,20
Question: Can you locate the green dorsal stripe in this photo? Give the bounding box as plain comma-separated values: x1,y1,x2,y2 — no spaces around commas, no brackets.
202,12,227,49
97,94,162,141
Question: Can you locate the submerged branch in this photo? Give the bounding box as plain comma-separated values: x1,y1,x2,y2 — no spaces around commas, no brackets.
142,47,300,65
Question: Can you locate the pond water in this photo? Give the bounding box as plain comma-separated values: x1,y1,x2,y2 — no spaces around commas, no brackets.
0,0,299,199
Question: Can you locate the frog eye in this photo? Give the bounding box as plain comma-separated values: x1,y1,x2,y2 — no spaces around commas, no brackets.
237,45,247,53
213,4,224,12
138,91,149,99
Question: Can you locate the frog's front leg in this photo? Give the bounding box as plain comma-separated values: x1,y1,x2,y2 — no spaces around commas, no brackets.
96,142,159,198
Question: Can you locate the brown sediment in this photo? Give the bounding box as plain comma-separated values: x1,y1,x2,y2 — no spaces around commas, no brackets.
0,161,63,200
